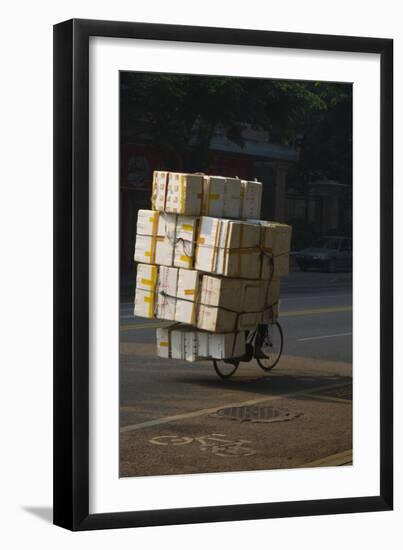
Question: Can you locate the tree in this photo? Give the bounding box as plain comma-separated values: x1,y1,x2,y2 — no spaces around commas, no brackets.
120,72,331,171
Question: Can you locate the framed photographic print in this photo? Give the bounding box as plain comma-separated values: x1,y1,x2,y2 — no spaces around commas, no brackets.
53,19,393,530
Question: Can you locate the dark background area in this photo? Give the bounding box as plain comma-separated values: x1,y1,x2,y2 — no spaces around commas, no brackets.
120,72,352,284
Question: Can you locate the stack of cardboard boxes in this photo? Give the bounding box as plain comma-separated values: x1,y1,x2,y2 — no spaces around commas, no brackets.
134,171,292,362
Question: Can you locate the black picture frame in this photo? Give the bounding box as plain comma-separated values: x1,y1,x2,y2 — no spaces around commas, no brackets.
53,18,393,531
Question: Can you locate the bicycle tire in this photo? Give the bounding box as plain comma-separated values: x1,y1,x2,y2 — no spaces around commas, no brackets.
256,322,284,371
213,359,240,379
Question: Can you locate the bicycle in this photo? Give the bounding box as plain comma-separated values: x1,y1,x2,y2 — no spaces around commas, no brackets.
213,321,284,379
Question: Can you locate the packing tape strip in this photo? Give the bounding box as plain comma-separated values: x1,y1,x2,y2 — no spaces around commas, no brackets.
206,191,221,215
141,278,154,286
143,294,154,318
179,254,192,266
181,223,194,232
140,265,157,288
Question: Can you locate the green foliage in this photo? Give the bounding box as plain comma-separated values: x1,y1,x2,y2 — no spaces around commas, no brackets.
120,72,352,179
291,81,352,190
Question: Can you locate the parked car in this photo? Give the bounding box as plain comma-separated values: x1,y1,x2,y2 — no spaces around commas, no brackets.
295,236,352,272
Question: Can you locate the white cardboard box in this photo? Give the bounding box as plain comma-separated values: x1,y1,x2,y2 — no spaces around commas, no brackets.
197,304,237,333
177,268,200,301
134,287,155,319
135,210,196,268
215,246,261,279
135,266,268,329
184,331,209,362
240,179,262,219
241,279,268,312
202,176,225,217
135,264,158,291
208,332,245,360
151,171,169,211
152,171,257,220
197,217,260,249
134,210,176,266
195,217,261,278
224,177,242,218
134,234,154,264
247,219,292,278
156,266,178,320
134,234,174,266
199,275,243,312
170,327,194,359
174,215,198,268
136,209,177,238
134,264,158,319
157,328,245,362
156,327,171,358
136,209,158,236
175,269,199,324
165,173,204,215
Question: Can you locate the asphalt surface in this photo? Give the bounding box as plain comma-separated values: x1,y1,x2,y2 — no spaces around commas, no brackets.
119,270,352,477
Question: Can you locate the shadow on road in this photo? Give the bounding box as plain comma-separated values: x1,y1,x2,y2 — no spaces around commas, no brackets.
166,370,351,398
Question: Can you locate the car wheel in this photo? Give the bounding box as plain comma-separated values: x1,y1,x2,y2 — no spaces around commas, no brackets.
328,259,336,273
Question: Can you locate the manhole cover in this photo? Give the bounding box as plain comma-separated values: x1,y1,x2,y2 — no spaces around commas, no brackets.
212,406,302,423
315,384,352,401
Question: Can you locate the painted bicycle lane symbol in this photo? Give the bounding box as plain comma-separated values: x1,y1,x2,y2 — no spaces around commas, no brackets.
149,433,257,457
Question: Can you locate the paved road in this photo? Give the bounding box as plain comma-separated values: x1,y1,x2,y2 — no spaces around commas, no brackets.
120,288,352,362
119,273,352,477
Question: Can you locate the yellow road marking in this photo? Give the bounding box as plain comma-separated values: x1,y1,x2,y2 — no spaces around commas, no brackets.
120,381,350,433
120,306,352,332
281,306,351,318
121,321,173,331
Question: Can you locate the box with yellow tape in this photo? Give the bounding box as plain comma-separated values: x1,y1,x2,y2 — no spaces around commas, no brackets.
134,263,269,331
151,171,262,221
155,266,178,321
156,326,246,362
151,171,169,211
175,268,200,325
134,210,175,266
133,264,158,319
247,219,292,278
134,209,197,269
195,217,261,278
174,215,198,269
201,176,225,217
165,172,204,215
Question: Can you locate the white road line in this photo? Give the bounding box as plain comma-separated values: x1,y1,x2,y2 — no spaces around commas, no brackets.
120,381,349,434
297,332,352,342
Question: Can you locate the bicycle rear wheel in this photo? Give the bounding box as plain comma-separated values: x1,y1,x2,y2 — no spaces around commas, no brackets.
256,322,284,371
213,359,240,379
